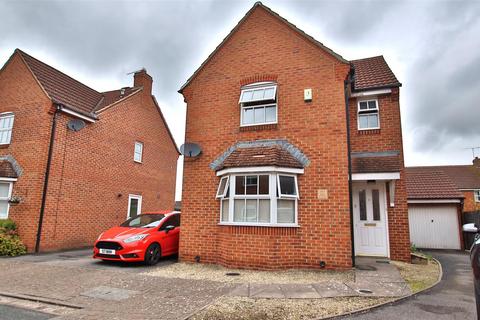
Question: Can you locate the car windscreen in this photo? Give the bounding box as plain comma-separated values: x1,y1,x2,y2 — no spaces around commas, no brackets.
120,214,165,228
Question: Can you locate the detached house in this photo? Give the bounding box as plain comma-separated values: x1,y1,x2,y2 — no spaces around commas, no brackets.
179,2,410,269
0,49,178,252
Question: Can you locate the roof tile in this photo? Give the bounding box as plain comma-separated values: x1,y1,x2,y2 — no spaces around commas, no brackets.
0,160,18,179
405,167,464,200
350,56,401,91
220,145,304,170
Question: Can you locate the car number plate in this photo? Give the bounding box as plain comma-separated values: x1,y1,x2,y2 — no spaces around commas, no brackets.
99,249,116,255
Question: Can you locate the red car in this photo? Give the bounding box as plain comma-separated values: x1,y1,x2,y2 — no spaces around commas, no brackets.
93,211,180,265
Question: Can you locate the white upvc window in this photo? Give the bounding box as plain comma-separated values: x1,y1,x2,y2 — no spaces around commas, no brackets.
474,190,480,202
0,182,13,219
239,82,277,127
217,172,299,226
134,141,143,163
357,99,380,130
0,113,14,145
127,194,142,219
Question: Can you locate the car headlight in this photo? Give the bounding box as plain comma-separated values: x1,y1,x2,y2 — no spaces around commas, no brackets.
123,234,149,243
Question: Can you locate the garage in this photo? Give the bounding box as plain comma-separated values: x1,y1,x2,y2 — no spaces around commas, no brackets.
408,205,461,249
406,167,464,250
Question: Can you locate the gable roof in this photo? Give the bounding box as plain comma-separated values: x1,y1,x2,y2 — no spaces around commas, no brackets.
179,1,348,93
405,167,464,200
14,49,139,117
350,56,401,91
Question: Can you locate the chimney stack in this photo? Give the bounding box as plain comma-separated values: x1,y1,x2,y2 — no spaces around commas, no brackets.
473,157,480,169
133,68,152,94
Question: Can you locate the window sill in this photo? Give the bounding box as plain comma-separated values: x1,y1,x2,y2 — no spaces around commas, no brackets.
218,222,299,228
239,123,278,132
133,160,143,164
357,129,380,135
0,144,10,149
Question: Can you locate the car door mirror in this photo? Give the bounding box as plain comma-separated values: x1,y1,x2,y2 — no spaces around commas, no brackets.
463,223,479,233
164,225,175,233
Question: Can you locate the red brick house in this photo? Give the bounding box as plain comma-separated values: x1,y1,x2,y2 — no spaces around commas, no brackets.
178,2,410,270
0,49,178,252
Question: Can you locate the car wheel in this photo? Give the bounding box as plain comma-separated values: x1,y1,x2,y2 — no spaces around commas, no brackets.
144,243,161,266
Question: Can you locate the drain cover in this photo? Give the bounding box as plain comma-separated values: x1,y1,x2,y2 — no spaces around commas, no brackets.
225,272,241,276
358,289,373,294
81,286,139,301
376,260,390,264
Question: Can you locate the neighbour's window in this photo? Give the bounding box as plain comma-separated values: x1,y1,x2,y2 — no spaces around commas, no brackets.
134,141,143,163
217,173,299,225
239,82,277,126
127,194,142,219
357,99,379,130
475,190,480,202
0,113,14,145
0,182,12,219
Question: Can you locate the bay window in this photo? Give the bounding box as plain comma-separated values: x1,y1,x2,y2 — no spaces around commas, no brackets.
217,172,299,226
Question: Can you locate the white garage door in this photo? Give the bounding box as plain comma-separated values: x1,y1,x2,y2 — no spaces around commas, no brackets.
408,205,461,249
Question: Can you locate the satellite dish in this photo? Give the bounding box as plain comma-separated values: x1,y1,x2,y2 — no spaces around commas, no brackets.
67,119,86,132
180,143,202,157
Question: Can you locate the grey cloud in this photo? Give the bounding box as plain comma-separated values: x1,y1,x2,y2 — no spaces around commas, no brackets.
1,0,480,169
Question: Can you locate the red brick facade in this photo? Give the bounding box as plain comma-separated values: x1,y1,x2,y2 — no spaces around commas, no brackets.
179,4,410,269
0,52,178,251
463,191,480,212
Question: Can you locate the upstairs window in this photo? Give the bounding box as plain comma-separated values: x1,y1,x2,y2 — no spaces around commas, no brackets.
475,190,480,202
239,82,277,126
0,113,14,145
357,99,379,130
134,141,143,163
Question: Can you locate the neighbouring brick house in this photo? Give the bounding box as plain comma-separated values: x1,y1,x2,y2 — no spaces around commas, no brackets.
0,49,178,252
178,2,410,270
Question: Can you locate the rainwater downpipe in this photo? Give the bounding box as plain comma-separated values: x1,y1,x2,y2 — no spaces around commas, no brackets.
344,72,355,267
35,105,61,253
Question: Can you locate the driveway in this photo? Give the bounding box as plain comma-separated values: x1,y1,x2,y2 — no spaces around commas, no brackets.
341,250,476,319
9,248,177,272
0,249,230,319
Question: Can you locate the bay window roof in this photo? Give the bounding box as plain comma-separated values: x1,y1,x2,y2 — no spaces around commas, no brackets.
210,139,310,172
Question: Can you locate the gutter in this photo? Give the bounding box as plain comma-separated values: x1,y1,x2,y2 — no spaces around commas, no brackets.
35,105,60,253
344,71,355,267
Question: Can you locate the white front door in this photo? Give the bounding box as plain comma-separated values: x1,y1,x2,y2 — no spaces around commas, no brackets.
353,182,388,257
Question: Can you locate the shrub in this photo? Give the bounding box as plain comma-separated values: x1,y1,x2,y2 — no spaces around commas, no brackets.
0,219,16,232
0,219,26,256
0,233,26,256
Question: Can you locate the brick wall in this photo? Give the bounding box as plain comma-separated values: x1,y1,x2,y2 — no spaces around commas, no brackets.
180,7,353,269
0,52,178,251
0,53,53,250
349,88,411,262
463,191,480,212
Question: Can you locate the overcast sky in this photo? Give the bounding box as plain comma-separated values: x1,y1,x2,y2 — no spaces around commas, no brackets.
1,0,479,200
